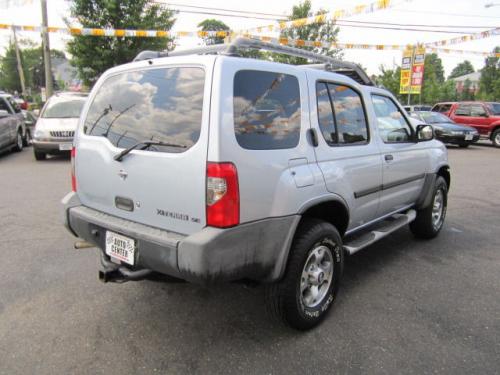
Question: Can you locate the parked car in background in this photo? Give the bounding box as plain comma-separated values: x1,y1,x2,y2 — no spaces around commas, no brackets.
410,111,479,148
32,92,88,160
431,101,500,147
0,93,26,154
21,110,37,146
403,104,432,112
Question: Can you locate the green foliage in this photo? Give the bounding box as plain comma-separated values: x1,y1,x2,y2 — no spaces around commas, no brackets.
460,79,475,101
197,19,230,45
0,41,63,95
66,0,176,86
273,0,342,65
448,60,474,79
375,53,459,105
375,65,402,101
478,46,500,101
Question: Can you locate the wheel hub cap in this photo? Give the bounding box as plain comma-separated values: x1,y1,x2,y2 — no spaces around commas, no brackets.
432,189,444,229
300,245,334,308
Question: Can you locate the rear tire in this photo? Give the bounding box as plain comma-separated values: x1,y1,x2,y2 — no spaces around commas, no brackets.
23,130,31,147
410,176,448,239
34,149,46,161
13,131,23,152
492,129,500,148
266,218,344,330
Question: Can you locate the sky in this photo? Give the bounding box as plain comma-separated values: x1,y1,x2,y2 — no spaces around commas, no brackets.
0,0,499,76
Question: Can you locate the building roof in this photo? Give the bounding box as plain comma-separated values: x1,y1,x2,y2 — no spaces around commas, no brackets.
452,71,481,82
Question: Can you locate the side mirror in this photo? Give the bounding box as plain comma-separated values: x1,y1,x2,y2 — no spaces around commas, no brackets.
416,124,434,142
0,109,9,118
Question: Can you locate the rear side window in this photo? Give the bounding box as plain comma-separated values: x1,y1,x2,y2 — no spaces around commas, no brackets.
84,67,205,153
315,82,368,145
233,70,301,150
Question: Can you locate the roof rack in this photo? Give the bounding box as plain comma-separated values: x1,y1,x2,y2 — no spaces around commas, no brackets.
134,37,374,86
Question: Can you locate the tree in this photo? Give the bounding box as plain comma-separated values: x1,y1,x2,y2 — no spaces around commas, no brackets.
197,19,230,45
375,65,402,101
448,60,474,79
419,53,445,104
460,79,475,101
273,0,342,65
478,46,500,101
66,0,176,86
0,41,63,94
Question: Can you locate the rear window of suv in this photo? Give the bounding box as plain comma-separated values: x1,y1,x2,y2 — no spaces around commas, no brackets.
233,70,301,150
84,67,205,153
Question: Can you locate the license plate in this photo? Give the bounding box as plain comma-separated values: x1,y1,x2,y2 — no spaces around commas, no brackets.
464,134,473,141
59,143,72,151
105,231,135,265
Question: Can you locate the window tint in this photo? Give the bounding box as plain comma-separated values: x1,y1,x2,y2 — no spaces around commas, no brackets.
486,102,500,115
233,70,300,150
315,82,368,146
454,104,471,116
371,95,413,143
328,84,368,144
84,67,205,153
316,82,337,144
6,97,20,113
433,104,451,113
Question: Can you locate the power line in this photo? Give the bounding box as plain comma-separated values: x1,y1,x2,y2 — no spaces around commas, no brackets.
336,19,498,29
152,1,287,18
392,8,500,19
333,23,495,34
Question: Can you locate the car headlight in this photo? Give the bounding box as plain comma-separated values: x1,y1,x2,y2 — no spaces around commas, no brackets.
34,128,47,139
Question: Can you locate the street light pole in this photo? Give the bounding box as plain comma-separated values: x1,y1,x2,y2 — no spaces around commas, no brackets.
40,0,53,99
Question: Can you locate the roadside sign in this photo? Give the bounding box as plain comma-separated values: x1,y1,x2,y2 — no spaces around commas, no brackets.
410,47,426,94
399,49,413,94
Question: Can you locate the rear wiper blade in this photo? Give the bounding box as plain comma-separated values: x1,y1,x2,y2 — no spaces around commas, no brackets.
114,140,187,161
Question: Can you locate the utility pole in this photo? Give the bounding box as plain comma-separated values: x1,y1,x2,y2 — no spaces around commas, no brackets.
11,26,27,97
40,0,53,99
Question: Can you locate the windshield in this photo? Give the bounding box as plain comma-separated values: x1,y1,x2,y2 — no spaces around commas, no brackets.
486,102,500,115
420,112,453,124
42,98,86,118
84,67,205,153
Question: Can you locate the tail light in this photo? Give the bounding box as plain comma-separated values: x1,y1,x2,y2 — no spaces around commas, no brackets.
71,147,77,192
206,162,239,228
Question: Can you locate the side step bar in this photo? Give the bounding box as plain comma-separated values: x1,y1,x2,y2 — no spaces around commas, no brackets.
344,209,416,255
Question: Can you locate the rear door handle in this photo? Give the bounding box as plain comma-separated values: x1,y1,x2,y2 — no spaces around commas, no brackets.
384,154,394,162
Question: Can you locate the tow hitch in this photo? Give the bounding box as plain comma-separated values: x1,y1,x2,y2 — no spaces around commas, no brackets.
99,253,152,283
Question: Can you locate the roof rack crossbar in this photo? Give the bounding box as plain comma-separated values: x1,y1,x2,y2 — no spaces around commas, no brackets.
133,37,373,86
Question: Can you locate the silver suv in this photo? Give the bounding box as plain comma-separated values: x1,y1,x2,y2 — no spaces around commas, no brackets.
33,92,87,160
62,38,450,330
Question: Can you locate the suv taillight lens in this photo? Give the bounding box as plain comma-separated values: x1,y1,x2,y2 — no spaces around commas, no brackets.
206,162,239,228
71,147,76,192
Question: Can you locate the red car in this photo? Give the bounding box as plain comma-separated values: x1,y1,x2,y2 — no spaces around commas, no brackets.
431,102,500,147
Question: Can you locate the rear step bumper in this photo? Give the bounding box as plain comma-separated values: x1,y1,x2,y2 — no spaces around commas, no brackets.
62,192,300,284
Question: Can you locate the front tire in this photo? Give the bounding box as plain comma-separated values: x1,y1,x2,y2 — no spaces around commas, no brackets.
13,131,23,152
266,218,344,330
33,149,46,161
410,176,448,239
458,143,469,148
492,129,500,148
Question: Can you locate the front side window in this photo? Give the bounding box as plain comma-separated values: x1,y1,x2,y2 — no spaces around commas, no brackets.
486,102,500,115
0,98,11,113
371,95,413,143
233,70,301,150
315,82,368,146
470,104,487,117
84,67,205,153
43,98,86,118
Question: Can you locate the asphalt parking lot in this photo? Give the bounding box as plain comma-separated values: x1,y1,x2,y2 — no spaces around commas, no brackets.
0,144,499,374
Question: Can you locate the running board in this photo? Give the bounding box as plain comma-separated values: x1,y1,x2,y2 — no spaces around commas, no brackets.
344,209,416,255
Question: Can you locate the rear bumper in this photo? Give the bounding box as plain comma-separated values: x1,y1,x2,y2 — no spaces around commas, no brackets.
33,139,73,153
62,192,300,284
